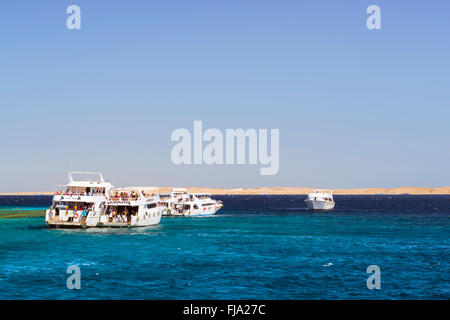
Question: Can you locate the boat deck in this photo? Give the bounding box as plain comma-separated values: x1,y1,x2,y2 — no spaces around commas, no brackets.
47,217,131,229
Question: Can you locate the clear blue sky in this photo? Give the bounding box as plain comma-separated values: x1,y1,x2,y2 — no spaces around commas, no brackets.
1,0,449,192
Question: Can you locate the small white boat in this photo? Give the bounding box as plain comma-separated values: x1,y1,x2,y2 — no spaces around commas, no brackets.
305,190,335,211
161,188,223,216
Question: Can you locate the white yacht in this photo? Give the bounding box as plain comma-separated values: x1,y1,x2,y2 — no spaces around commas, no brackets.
161,188,223,216
181,193,223,216
305,190,335,211
160,188,191,216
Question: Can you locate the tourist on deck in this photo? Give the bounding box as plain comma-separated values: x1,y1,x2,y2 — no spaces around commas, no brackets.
81,208,87,222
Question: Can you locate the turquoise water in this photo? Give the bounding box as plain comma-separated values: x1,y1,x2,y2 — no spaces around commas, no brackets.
0,207,48,211
0,195,449,299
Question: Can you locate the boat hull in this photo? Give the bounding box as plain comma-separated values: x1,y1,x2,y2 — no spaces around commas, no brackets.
163,204,223,216
183,204,223,216
163,208,185,216
46,210,162,228
305,200,335,211
47,220,161,229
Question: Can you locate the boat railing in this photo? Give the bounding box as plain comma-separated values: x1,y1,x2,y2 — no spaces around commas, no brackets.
108,197,138,204
55,192,106,197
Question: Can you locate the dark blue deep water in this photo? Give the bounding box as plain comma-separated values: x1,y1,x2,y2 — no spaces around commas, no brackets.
0,195,449,299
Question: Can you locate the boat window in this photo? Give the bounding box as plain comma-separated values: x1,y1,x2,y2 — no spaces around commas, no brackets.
61,186,106,196
58,202,94,211
147,203,157,209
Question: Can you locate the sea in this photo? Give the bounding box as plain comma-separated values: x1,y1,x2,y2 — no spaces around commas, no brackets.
0,195,449,300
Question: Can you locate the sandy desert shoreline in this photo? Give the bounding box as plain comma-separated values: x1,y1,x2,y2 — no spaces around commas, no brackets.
1,186,450,196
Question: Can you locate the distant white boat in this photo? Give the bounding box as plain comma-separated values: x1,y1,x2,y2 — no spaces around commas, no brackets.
181,193,223,216
160,188,223,216
305,190,335,211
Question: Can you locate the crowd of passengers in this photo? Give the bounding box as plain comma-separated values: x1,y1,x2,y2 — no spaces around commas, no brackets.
52,203,95,222
106,207,133,223
111,191,139,201
56,187,105,196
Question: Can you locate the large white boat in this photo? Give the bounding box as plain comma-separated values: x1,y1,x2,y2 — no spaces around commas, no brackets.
305,190,335,211
45,173,162,228
45,172,113,228
102,188,163,227
161,188,223,216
